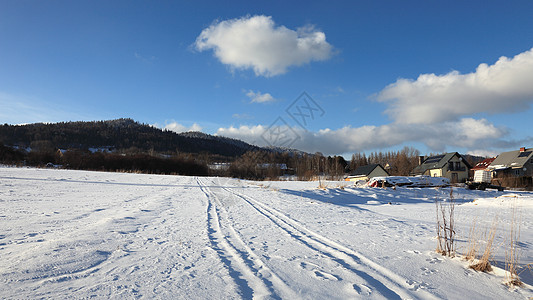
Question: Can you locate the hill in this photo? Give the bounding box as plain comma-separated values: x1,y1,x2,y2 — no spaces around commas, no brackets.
0,118,260,157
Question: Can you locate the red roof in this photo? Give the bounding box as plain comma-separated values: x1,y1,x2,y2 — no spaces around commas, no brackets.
471,157,496,171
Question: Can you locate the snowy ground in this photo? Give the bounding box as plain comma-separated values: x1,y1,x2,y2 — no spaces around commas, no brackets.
1,167,533,299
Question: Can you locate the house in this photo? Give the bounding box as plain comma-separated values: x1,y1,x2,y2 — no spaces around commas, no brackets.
488,147,533,177
411,152,471,183
345,163,389,182
471,157,496,183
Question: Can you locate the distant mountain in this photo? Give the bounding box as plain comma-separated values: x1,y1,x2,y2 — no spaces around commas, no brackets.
0,118,262,157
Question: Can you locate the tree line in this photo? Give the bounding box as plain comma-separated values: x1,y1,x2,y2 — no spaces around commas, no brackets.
0,142,209,176
212,146,424,180
1,140,426,180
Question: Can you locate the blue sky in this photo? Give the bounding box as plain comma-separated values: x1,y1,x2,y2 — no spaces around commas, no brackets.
1,0,533,157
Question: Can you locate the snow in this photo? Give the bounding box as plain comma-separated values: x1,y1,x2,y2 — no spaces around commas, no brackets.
1,166,533,299
367,176,450,187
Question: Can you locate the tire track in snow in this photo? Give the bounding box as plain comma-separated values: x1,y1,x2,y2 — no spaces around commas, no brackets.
220,183,439,300
196,178,296,300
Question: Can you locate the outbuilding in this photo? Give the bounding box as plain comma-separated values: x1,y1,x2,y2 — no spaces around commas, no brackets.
345,163,389,182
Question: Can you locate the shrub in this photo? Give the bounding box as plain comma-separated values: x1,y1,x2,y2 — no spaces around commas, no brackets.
435,188,456,257
469,218,497,272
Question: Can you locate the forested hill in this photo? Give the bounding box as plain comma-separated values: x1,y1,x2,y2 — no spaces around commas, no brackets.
0,118,260,157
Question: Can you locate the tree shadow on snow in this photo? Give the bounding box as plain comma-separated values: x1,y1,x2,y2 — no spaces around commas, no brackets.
278,186,473,210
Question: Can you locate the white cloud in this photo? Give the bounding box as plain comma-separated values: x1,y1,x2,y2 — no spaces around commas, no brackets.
215,118,510,155
134,52,156,62
232,113,253,120
377,48,533,124
216,125,266,145
466,150,500,158
195,15,334,77
246,90,276,103
158,121,203,133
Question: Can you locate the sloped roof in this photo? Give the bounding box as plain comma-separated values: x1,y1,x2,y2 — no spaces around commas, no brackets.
489,148,533,170
411,152,470,175
471,157,496,171
350,163,387,176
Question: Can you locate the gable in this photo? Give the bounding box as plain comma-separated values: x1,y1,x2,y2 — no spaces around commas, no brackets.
369,166,389,177
351,164,387,176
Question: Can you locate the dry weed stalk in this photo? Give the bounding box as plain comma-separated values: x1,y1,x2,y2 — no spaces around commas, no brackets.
317,176,328,190
435,200,443,255
465,216,480,261
505,198,523,287
435,188,456,257
470,218,498,272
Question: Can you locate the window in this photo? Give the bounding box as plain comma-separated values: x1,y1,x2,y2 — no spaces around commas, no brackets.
518,151,532,158
449,161,462,171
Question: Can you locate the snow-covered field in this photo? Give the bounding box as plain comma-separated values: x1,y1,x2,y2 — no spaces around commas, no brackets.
1,167,533,299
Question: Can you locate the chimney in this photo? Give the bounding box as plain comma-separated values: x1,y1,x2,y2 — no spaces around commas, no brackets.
418,156,424,165
520,147,526,152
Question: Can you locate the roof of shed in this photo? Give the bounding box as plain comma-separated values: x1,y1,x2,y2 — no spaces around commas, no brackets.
350,163,387,176
472,157,496,171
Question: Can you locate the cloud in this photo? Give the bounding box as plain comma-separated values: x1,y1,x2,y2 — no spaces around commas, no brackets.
158,121,203,133
134,52,156,63
216,118,511,155
232,113,253,120
246,90,276,103
216,125,266,146
466,150,501,158
195,15,334,77
377,48,533,124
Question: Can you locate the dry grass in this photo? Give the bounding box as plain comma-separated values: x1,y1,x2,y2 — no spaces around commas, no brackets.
470,218,498,272
317,183,328,190
505,198,523,287
332,182,348,190
464,217,480,261
317,176,328,190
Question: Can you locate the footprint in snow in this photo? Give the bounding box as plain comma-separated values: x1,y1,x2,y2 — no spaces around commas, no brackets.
406,279,430,291
426,257,443,264
464,269,476,277
352,283,372,296
420,267,438,275
300,262,341,281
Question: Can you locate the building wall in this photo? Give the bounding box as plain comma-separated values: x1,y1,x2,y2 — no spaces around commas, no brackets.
369,167,389,178
345,175,368,182
445,156,469,182
429,169,442,177
526,157,533,176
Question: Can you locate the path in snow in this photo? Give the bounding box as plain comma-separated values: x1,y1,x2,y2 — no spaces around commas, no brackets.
196,177,437,299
